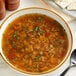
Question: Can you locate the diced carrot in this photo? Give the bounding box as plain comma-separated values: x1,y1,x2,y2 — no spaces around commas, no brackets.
15,20,20,25
9,30,14,34
29,59,32,66
45,32,50,37
24,40,29,46
19,62,25,67
32,54,35,59
34,44,40,49
50,57,57,64
8,45,12,49
44,27,46,31
40,35,45,41
34,38,38,42
16,53,20,57
8,54,15,59
13,25,17,29
28,25,33,31
44,51,49,58
25,54,29,59
41,66,48,71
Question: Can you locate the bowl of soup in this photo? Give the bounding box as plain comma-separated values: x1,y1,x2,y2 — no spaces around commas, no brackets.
0,7,73,75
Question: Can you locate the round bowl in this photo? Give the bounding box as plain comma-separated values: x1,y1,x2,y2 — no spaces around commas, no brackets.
0,7,73,75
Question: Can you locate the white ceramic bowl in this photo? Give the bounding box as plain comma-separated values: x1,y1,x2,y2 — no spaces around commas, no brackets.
0,7,73,76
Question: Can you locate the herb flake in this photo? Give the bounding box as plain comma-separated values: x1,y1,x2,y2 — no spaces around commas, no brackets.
34,57,40,60
12,44,16,48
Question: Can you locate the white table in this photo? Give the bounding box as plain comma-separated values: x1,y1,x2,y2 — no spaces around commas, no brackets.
0,0,76,76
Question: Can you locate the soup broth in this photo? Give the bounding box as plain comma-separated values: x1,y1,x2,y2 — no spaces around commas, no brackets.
2,14,68,73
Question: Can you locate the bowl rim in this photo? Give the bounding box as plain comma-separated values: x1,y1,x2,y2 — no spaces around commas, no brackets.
0,7,73,75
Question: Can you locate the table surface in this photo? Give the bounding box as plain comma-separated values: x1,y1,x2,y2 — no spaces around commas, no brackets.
0,0,76,76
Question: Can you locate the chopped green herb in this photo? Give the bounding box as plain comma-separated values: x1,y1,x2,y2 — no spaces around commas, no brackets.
29,53,32,56
33,26,38,31
56,44,59,47
13,31,17,37
40,30,45,35
24,27,26,31
39,17,42,22
51,40,55,43
58,41,62,44
34,57,40,60
37,33,41,36
14,31,17,34
12,41,15,44
33,26,36,31
42,30,45,33
13,31,19,40
13,59,16,61
54,27,56,29
24,66,29,69
38,27,41,31
2,48,4,50
12,44,16,48
16,36,19,40
30,30,34,32
13,34,17,37
33,64,38,69
54,20,58,23
24,55,26,58
33,26,41,32
18,43,21,45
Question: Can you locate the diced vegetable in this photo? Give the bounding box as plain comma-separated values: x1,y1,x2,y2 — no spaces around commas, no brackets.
50,57,57,64
29,59,33,66
37,33,41,36
29,53,32,56
41,66,48,71
12,44,16,48
8,54,15,59
39,17,43,22
44,51,49,58
34,57,40,60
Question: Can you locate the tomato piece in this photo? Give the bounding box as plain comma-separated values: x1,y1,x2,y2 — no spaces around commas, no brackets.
44,28,46,31
45,32,50,37
8,54,15,59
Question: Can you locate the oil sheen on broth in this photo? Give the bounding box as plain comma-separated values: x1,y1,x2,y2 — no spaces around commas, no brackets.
2,14,68,73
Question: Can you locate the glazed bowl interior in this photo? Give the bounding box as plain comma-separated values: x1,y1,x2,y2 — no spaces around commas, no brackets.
0,8,72,75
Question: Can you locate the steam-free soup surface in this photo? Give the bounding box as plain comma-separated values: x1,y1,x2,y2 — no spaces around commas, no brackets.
2,14,68,73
